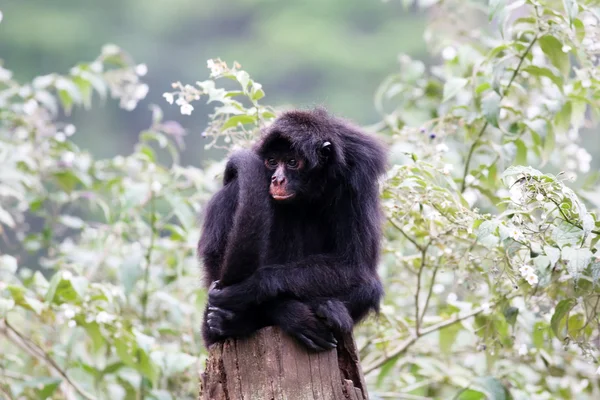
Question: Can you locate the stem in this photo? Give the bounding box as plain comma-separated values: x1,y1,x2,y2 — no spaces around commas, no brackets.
363,294,516,375
419,264,440,324
138,193,157,400
0,319,96,400
460,35,538,193
390,219,424,252
414,246,429,335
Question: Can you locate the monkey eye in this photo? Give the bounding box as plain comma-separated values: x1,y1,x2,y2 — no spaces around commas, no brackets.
265,157,278,168
286,158,298,168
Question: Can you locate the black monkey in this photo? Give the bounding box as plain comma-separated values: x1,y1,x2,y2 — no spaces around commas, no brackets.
198,108,386,352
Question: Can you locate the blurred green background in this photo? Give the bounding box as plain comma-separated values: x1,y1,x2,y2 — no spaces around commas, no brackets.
0,0,426,165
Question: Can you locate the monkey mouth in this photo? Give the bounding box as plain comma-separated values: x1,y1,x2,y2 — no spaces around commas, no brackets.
270,188,295,201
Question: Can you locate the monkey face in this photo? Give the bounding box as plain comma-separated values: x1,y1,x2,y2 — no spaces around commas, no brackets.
264,151,305,201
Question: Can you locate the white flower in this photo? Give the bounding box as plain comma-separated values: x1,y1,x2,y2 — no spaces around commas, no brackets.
175,97,186,106
436,143,449,153
519,264,534,276
61,152,76,167
62,271,73,280
442,46,457,60
151,181,162,193
68,320,76,328
0,66,13,81
566,160,577,170
562,45,572,53
518,343,528,356
101,44,120,57
576,148,592,163
23,99,38,115
55,132,66,143
135,84,149,100
442,164,453,175
135,64,148,76
96,311,115,324
525,272,539,285
432,284,445,294
207,59,226,75
163,93,174,104
536,193,544,202
481,302,490,311
64,124,76,136
582,79,592,88
180,103,194,115
509,186,524,204
465,174,478,185
510,228,522,241
89,61,103,73
64,308,76,319
447,292,458,303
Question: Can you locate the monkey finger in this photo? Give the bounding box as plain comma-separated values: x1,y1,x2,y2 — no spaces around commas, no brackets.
208,306,235,320
302,330,337,351
294,333,324,352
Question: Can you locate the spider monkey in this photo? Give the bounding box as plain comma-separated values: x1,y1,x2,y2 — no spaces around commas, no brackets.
198,108,386,352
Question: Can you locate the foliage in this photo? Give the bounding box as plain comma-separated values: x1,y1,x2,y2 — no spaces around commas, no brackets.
1,0,600,399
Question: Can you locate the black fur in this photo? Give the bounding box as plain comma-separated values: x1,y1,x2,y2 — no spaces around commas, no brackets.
198,108,386,352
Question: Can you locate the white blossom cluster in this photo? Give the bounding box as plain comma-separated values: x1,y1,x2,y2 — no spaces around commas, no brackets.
101,45,149,111
519,264,539,285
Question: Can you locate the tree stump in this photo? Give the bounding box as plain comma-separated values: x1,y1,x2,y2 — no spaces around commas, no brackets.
199,326,369,400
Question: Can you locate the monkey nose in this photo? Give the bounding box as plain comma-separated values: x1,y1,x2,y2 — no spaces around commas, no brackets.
271,176,285,186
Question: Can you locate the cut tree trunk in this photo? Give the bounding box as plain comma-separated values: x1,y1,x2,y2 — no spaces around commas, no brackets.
199,326,369,400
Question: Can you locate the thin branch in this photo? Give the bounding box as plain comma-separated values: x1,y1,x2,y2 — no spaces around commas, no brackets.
363,295,516,374
0,319,96,400
460,35,538,193
548,197,600,235
138,192,157,400
414,246,429,335
390,219,424,252
419,264,440,324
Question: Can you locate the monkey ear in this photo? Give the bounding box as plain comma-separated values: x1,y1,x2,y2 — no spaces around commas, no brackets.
319,141,332,161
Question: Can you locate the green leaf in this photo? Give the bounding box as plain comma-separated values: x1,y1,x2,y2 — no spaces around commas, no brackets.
503,306,519,327
82,322,105,353
443,78,468,102
489,0,506,21
221,114,257,131
439,323,462,353
532,321,547,348
539,35,570,76
563,0,579,24
0,206,16,228
522,65,563,88
456,389,486,400
551,298,576,339
554,101,572,135
476,376,509,400
120,254,143,295
542,124,555,164
552,221,582,248
591,261,600,285
482,91,501,128
567,314,584,338
514,139,527,165
544,245,561,266
561,247,592,280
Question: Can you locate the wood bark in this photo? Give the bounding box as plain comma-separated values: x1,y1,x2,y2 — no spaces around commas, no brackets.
199,326,369,400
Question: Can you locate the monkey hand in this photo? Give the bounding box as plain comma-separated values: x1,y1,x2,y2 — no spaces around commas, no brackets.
314,299,353,333
287,313,338,352
205,305,240,339
208,280,255,311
